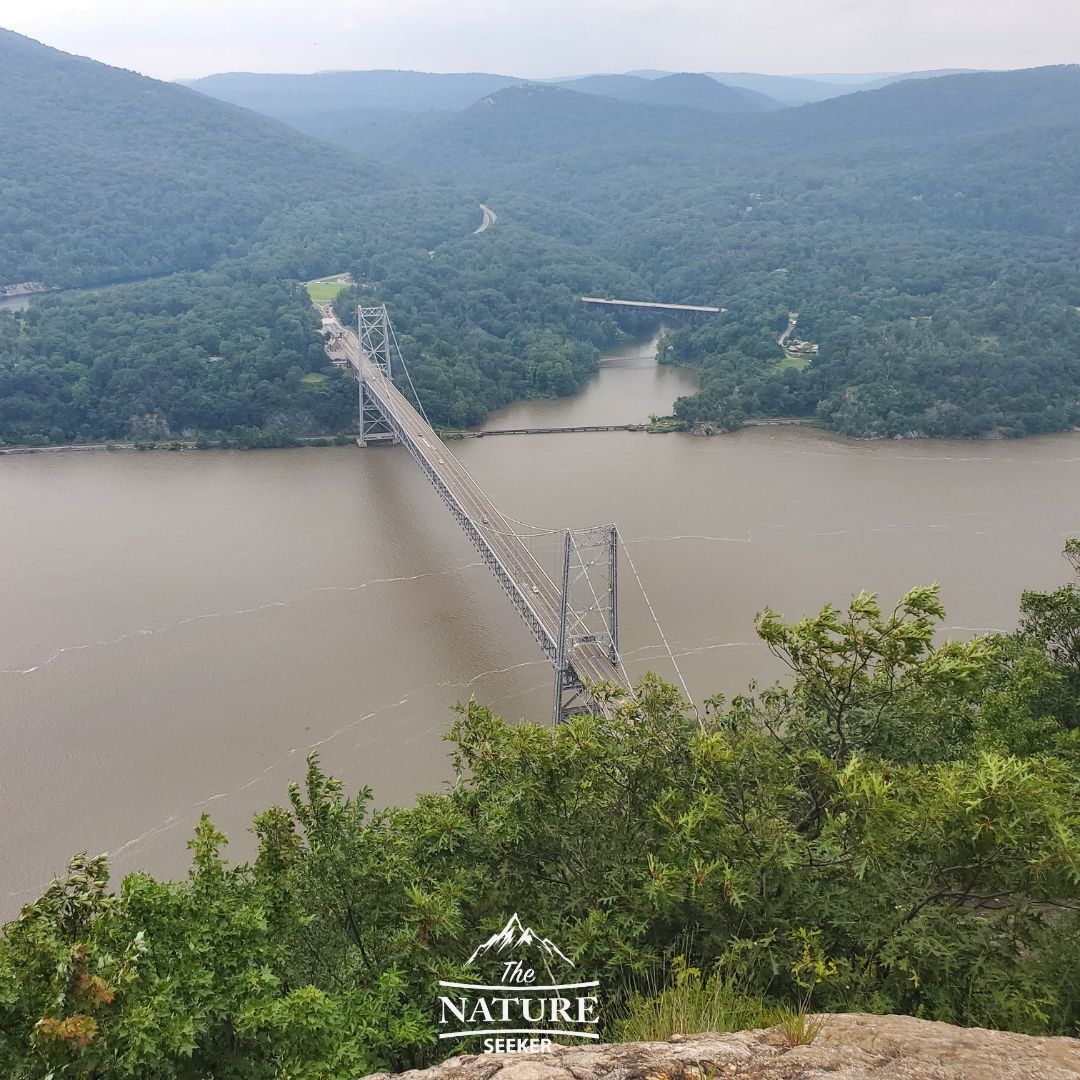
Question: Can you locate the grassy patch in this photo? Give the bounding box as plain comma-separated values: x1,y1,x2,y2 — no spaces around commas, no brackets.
613,958,772,1042
779,353,811,372
772,1004,828,1047
613,956,828,1047
300,372,328,386
305,276,349,305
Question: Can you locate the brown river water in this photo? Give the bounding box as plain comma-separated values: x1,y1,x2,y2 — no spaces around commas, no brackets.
3,337,1080,913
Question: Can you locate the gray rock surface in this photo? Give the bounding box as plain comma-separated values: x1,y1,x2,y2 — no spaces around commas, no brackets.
366,1014,1080,1080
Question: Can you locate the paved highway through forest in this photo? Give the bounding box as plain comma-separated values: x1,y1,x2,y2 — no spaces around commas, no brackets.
474,204,497,234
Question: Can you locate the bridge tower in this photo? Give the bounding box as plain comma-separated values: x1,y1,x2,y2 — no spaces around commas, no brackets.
357,305,399,446
553,526,620,724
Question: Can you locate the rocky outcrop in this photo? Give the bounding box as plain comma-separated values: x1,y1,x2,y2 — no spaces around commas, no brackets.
368,1015,1080,1080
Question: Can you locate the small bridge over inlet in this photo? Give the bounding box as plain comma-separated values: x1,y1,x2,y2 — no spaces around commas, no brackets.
581,296,723,321
323,304,639,723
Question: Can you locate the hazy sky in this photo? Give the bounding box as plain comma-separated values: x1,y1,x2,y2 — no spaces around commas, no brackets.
1,0,1077,80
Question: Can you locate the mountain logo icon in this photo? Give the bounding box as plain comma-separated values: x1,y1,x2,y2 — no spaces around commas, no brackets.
466,914,574,968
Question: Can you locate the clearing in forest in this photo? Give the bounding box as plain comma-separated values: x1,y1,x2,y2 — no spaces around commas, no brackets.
305,274,354,305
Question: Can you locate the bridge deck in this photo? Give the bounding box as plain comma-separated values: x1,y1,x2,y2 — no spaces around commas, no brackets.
580,296,721,314
327,311,631,703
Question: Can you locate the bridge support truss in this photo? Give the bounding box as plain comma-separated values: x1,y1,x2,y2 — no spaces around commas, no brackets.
553,526,620,725
357,305,398,446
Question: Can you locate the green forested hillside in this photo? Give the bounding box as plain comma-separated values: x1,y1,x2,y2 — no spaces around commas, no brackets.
0,222,645,444
0,273,359,445
0,30,648,444
4,30,1080,442
329,226,650,425
0,29,406,289
294,67,1080,438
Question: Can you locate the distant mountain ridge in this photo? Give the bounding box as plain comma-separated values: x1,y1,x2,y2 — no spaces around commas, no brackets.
180,69,522,114
632,68,985,105
182,65,996,122
183,67,781,118
292,65,1080,193
555,72,780,112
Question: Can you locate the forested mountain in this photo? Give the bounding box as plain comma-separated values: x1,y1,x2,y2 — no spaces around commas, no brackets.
555,72,780,112
181,69,523,115
0,29,648,445
328,66,1080,185
767,65,1080,150
284,66,1080,438
0,29,409,290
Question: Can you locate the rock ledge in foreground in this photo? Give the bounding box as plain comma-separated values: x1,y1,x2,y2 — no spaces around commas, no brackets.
366,1014,1080,1080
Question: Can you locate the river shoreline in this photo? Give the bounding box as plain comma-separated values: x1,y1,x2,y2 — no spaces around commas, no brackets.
9,417,1080,455
0,438,355,455
2,325,1074,451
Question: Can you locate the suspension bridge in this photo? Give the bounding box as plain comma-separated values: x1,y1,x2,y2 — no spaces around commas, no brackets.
320,303,668,723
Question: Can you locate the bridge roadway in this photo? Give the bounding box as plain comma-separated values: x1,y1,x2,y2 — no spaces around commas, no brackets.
580,296,722,314
328,311,632,705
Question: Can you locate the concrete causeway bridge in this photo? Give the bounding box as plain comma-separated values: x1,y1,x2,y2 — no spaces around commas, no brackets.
322,304,635,723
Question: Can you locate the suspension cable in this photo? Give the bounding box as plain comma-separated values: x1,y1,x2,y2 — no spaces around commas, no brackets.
482,509,564,536
387,319,432,428
616,526,696,711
